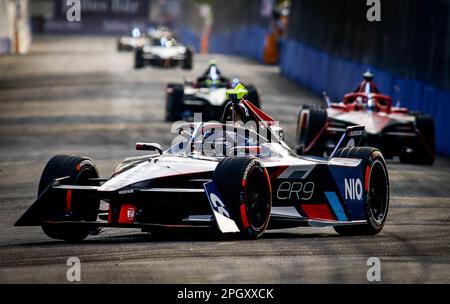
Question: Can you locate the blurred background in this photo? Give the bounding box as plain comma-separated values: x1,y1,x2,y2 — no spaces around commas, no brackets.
0,0,449,155
1,1,450,284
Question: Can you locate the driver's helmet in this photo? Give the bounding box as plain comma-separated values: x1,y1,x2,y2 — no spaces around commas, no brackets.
131,27,141,38
204,61,221,78
363,70,374,81
198,61,226,88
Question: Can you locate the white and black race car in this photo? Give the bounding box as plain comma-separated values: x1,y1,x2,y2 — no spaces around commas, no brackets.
166,62,260,121
15,85,389,241
134,30,193,70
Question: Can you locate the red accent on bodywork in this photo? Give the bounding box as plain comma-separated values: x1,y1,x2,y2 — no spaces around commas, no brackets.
365,165,371,192
241,178,246,188
301,204,335,220
342,92,393,113
263,168,272,193
391,107,409,114
301,112,308,130
118,204,136,224
240,203,250,228
242,99,275,122
65,190,72,212
269,165,288,179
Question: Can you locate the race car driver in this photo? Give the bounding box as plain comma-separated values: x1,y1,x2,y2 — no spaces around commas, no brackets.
354,70,380,94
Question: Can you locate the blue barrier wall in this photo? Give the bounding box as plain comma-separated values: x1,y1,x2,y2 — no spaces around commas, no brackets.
177,27,201,53
178,26,267,61
280,39,450,156
208,26,267,62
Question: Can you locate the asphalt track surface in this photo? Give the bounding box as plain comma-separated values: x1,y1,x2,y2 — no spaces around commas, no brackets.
0,36,449,283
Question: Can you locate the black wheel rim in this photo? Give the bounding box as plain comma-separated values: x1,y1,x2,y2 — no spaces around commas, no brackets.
368,160,388,224
244,166,271,231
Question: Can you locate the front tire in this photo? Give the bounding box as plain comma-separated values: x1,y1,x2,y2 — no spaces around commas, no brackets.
332,147,389,236
213,156,272,239
165,83,184,122
134,48,144,69
400,113,435,165
38,155,100,241
182,48,193,70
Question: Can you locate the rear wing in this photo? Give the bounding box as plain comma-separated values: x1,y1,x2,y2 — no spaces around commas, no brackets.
329,126,365,159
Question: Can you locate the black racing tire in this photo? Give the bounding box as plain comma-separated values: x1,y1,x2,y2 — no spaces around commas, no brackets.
332,147,389,236
165,83,184,122
245,85,261,109
295,105,327,156
117,39,125,52
134,48,145,69
182,48,193,70
400,113,435,165
38,155,100,241
213,156,272,239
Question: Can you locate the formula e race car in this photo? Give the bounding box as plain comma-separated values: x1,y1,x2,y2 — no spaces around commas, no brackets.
134,30,193,69
165,62,260,121
15,85,389,241
117,27,150,52
295,76,435,165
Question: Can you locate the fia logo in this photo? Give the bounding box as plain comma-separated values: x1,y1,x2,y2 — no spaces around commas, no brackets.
345,178,363,200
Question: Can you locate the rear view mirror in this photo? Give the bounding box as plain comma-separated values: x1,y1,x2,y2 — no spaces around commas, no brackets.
136,143,163,155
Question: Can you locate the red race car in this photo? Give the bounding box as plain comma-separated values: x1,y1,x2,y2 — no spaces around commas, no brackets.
295,72,435,165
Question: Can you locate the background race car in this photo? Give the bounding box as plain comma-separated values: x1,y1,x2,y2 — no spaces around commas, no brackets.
134,29,193,70
165,62,260,121
295,72,435,165
15,86,390,242
117,27,150,52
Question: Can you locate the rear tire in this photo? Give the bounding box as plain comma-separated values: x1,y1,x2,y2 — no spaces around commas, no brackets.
295,105,327,156
134,48,144,69
38,155,100,241
213,156,272,239
332,147,389,236
165,83,184,122
245,85,261,109
400,113,435,165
